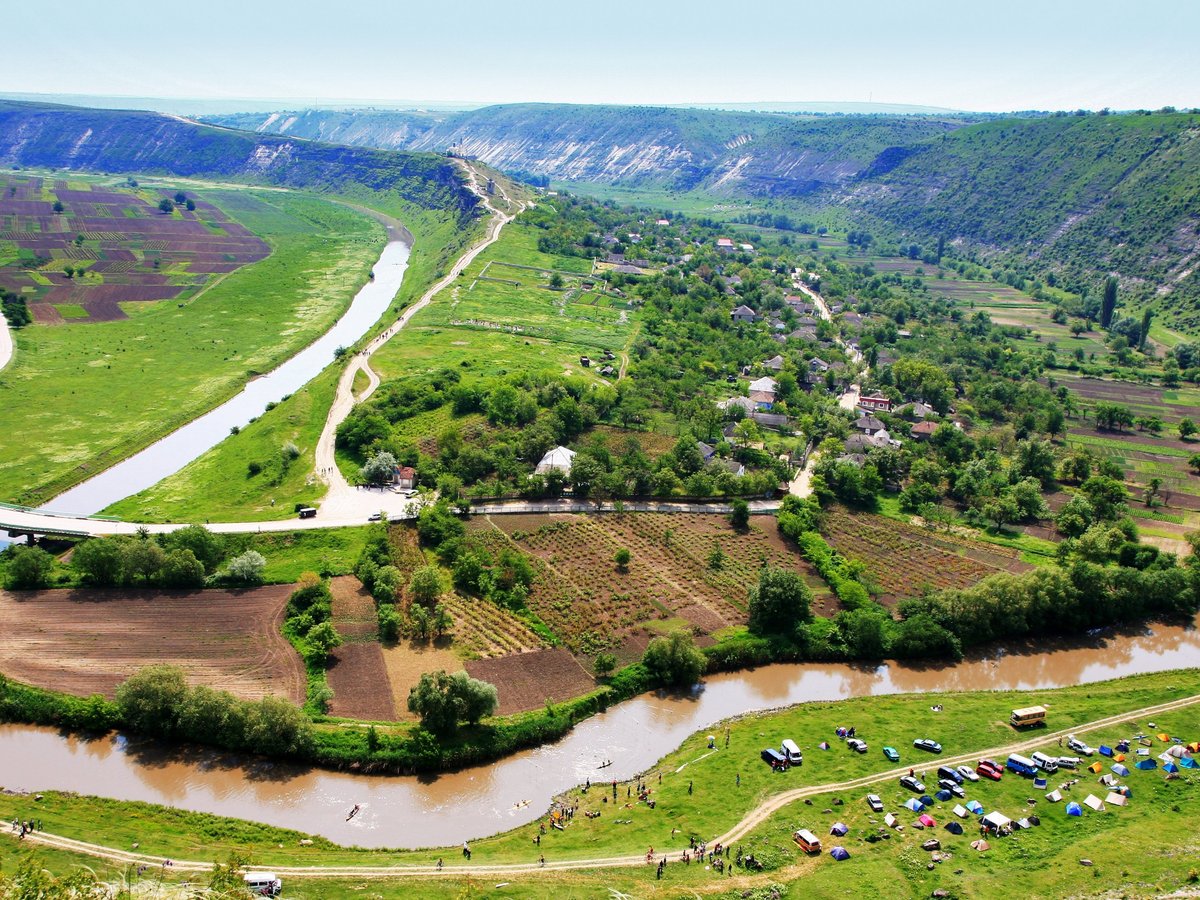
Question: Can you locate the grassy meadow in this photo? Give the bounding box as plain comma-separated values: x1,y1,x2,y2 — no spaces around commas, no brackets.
0,186,385,507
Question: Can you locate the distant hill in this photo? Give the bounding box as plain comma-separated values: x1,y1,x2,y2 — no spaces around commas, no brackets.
205,103,971,194
0,100,477,221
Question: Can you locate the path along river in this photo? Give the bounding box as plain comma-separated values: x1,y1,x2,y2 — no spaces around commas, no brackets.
41,232,411,516
1,615,1197,849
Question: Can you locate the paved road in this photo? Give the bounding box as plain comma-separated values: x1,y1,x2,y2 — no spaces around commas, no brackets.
14,691,1198,879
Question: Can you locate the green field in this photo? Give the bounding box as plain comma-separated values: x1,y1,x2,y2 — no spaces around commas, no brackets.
1,669,1196,898
0,187,385,507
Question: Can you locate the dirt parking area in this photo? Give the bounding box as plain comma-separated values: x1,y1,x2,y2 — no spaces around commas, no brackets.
0,585,304,703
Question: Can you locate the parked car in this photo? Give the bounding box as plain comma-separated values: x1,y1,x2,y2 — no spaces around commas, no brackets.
1056,755,1081,770
913,738,943,754
1067,735,1095,756
1030,751,1059,773
937,766,963,784
956,765,980,782
367,512,383,522
976,763,1002,781
866,794,884,812
883,746,900,762
846,738,868,753
761,748,787,767
900,775,925,792
781,739,804,765
979,758,1003,772
938,779,965,798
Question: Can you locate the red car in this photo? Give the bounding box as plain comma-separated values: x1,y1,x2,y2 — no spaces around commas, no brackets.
976,762,1003,781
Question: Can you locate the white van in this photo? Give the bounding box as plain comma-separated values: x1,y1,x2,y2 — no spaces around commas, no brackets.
1031,751,1059,773
781,739,803,765
244,873,282,897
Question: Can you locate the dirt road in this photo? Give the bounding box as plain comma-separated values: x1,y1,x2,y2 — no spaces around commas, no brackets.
14,691,1199,880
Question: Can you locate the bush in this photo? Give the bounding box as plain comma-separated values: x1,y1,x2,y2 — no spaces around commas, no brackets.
642,630,706,687
224,550,266,585
407,670,498,735
747,566,813,635
377,604,402,642
3,545,54,589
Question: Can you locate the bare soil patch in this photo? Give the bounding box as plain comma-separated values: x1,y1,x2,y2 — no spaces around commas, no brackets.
465,648,596,716
326,643,395,721
329,575,377,641
380,641,463,722
0,585,303,703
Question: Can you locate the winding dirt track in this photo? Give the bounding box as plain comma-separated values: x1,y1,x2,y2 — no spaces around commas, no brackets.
14,691,1200,879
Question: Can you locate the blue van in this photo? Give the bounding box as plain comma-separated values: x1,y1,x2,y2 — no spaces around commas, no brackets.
761,748,787,767
1006,753,1037,776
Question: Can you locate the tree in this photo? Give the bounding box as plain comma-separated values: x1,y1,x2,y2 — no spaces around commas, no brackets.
729,498,750,531
360,450,398,485
73,537,126,586
162,524,224,573
614,547,631,571
1189,452,1200,475
1080,475,1129,521
372,564,404,603
548,272,564,289
116,665,189,737
642,630,706,687
224,550,266,584
1180,418,1197,441
174,191,187,204
431,602,453,638
982,493,1020,531
707,543,727,570
160,548,206,588
1015,439,1057,488
1139,307,1153,351
52,200,64,213
306,621,343,662
185,198,196,211
3,544,53,589
593,652,617,679
407,670,498,735
123,539,166,583
377,604,402,642
836,608,888,658
408,565,444,606
747,566,814,635
1101,276,1118,328
158,197,175,213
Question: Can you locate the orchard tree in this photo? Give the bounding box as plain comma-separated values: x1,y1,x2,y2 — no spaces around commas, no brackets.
158,198,175,213
747,566,814,634
408,565,444,605
729,498,750,531
224,550,266,584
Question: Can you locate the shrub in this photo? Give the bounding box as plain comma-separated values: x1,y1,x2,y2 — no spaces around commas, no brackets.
407,670,498,735
3,545,53,590
224,550,266,585
642,630,706,687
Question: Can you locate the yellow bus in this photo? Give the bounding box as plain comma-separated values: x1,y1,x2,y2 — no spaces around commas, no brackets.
1010,705,1047,728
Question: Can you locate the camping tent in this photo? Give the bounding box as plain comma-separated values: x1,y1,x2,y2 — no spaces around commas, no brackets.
970,839,990,852
1066,802,1083,817
1157,732,1170,742
944,821,964,835
1028,815,1041,826
1088,762,1104,774
1016,818,1031,830
1114,753,1126,762
830,823,849,836
1179,757,1198,769
1112,763,1130,777
953,804,968,819
982,812,1011,830
919,814,937,828
1187,742,1200,753
1164,762,1180,774
1116,740,1130,753
1166,745,1186,758
830,846,850,861
1046,790,1063,802
1099,773,1117,787
1135,759,1157,770
884,813,899,828
966,800,984,814
1105,791,1127,807
935,789,952,801
1083,794,1105,811
1099,745,1114,757
919,795,934,808
1033,777,1047,789
905,798,924,812
818,741,830,750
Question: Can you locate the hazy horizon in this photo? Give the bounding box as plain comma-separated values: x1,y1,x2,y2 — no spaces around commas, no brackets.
4,0,1198,113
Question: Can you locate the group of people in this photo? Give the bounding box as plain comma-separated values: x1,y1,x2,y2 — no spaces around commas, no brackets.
10,818,40,840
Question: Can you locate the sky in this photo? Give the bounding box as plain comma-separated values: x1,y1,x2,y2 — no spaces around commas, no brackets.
6,0,1199,112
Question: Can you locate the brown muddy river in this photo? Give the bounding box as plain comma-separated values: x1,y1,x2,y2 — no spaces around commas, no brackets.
2,616,1197,849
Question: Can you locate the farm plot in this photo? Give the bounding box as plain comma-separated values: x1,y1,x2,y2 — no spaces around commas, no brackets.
0,585,304,703
438,592,548,659
822,507,1032,604
326,643,395,721
480,512,831,651
329,575,378,641
0,176,269,322
464,647,596,716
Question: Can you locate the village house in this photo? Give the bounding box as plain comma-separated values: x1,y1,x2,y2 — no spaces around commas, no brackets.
752,411,790,431
762,354,785,372
697,441,717,463
720,458,746,477
908,401,936,420
911,420,939,440
748,390,775,410
717,395,757,414
809,357,830,373
857,394,893,414
790,326,818,342
748,375,778,395
393,465,418,490
717,237,736,252
855,414,886,435
731,304,757,323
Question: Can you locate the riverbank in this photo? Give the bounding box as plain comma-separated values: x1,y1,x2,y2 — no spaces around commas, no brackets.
1,669,1197,899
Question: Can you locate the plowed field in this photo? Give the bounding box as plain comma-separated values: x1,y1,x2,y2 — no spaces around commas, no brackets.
0,585,304,702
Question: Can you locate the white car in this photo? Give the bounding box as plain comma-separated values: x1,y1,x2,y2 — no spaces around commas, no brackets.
1067,735,1095,756
846,738,868,753
956,765,980,782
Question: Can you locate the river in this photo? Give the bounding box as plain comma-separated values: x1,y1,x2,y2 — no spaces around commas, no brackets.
40,233,411,516
1,615,1196,849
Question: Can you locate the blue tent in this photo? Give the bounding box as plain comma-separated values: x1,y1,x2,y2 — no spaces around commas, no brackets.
1179,757,1199,769
935,789,953,801
1111,763,1130,776
905,798,924,812
1116,740,1130,752
1164,761,1180,773
1135,759,1157,770
1099,745,1114,757
1033,777,1047,789
1066,802,1083,817
830,846,851,861
944,821,964,835
919,795,934,808
966,800,984,814
830,822,849,836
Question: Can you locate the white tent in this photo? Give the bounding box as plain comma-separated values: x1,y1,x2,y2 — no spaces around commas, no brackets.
1098,774,1117,787
1083,794,1105,811
952,804,968,819
884,813,899,828
1045,790,1063,802
1105,791,1127,807
982,812,1012,830
534,446,576,475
